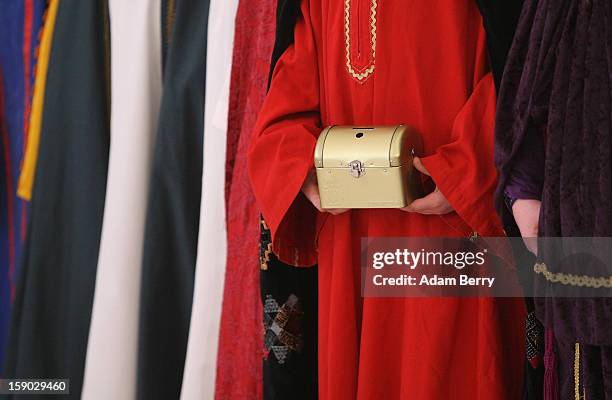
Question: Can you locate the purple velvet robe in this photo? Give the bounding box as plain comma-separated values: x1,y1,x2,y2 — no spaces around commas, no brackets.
496,0,612,399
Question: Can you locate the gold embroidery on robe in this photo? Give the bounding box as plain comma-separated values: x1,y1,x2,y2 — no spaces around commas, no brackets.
344,0,378,82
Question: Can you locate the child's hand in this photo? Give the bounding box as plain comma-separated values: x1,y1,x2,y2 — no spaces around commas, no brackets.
512,199,540,255
302,169,348,215
401,157,453,215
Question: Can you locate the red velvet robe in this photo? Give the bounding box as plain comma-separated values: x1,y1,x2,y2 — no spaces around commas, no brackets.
248,1,526,398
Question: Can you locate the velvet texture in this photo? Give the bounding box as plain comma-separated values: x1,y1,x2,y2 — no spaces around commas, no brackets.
217,0,276,398
496,1,612,398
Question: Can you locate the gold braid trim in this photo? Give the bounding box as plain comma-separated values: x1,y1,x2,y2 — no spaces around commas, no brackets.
573,342,588,400
534,263,612,288
574,343,580,400
344,0,378,82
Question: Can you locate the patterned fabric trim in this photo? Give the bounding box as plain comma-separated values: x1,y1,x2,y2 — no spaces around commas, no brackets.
526,311,543,368
17,0,59,201
259,217,272,270
263,294,304,364
534,262,612,288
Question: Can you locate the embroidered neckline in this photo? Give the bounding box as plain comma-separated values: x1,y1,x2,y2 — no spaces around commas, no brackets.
344,0,379,82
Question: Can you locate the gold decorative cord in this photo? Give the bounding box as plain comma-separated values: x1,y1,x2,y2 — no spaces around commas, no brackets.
574,343,580,400
574,342,589,399
533,263,612,288
344,0,378,82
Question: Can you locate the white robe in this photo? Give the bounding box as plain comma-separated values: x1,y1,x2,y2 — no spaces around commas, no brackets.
180,0,239,398
81,1,162,398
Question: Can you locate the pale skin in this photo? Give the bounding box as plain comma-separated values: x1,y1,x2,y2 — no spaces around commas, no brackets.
512,199,540,254
301,157,454,216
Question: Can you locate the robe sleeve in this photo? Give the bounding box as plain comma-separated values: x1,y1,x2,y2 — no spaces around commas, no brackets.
503,128,545,202
420,72,505,237
247,0,320,267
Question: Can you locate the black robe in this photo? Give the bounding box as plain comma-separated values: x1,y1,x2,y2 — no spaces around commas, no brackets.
259,2,318,399
136,0,210,399
475,0,525,91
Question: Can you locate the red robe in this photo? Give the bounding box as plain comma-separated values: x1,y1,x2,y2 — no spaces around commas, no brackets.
218,0,276,397
248,1,526,398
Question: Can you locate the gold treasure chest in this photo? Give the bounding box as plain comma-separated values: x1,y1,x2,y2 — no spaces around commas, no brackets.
314,125,424,209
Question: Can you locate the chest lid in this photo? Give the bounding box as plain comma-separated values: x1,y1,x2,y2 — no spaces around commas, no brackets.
314,125,419,168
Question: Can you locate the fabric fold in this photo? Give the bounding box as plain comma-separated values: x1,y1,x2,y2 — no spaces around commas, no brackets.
137,0,210,398
179,1,239,399
216,0,277,397
420,73,502,237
